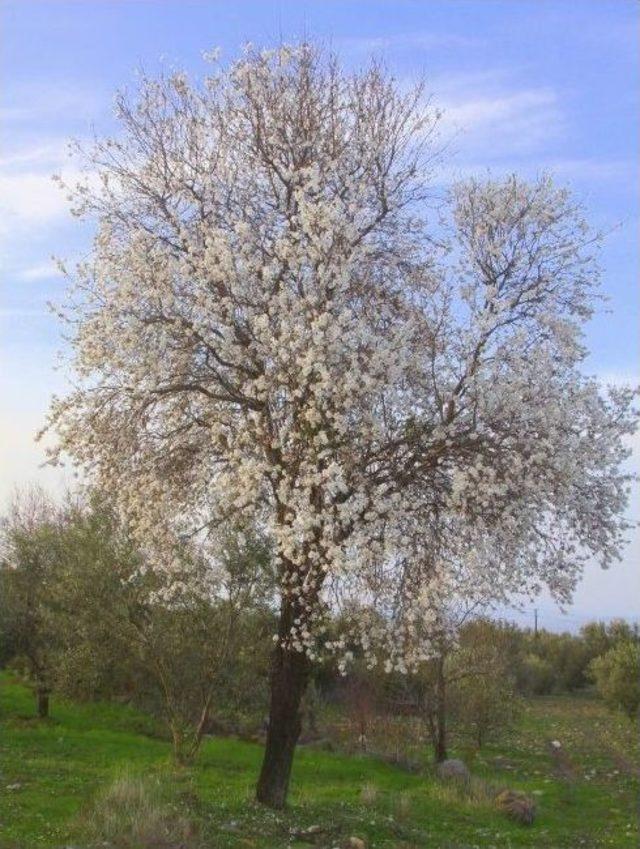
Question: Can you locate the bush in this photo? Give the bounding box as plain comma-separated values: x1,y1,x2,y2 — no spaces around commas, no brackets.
0,489,275,763
519,652,556,695
495,789,536,825
590,641,640,719
448,620,522,748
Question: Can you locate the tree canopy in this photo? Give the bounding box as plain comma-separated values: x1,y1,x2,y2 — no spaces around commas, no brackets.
42,43,637,806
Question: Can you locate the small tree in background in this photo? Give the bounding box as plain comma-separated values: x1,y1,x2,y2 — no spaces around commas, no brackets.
342,663,383,753
414,617,521,762
581,619,639,662
48,494,145,703
1,490,274,762
519,652,557,696
418,649,450,764
590,641,640,720
124,526,274,763
44,43,637,807
448,620,522,750
0,488,61,718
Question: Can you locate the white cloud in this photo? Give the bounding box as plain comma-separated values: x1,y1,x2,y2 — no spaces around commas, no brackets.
0,137,81,234
411,67,566,161
0,415,70,508
438,87,564,157
0,138,96,237
0,308,49,317
0,170,74,227
597,369,640,387
17,261,63,283
0,141,91,320
0,82,104,239
0,348,71,507
545,158,637,184
443,88,556,131
0,140,70,170
432,156,636,190
337,32,480,52
1,82,104,127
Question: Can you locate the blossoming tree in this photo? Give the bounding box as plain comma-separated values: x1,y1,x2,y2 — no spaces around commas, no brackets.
44,45,637,807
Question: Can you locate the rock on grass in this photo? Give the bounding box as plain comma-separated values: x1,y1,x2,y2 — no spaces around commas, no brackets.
436,759,470,781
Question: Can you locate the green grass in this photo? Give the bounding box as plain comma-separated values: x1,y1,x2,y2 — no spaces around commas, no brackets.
1,673,637,848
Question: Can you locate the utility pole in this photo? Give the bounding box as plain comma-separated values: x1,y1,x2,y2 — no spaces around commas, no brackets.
534,608,539,638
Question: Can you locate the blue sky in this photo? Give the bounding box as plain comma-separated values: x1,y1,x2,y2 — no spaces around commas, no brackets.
1,0,638,629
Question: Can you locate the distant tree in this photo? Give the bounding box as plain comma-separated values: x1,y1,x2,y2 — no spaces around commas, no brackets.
55,498,275,763
0,488,60,717
418,649,450,763
581,619,639,662
414,617,521,762
448,620,522,749
48,494,144,702
44,43,637,807
514,622,640,697
520,630,590,693
1,490,274,760
519,652,557,695
124,525,274,763
590,641,640,720
580,621,612,659
342,663,383,753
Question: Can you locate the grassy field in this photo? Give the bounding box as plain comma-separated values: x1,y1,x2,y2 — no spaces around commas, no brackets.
0,673,637,849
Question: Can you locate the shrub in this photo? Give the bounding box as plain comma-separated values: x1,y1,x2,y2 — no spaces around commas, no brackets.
519,652,556,695
495,789,536,825
448,621,522,748
590,641,640,719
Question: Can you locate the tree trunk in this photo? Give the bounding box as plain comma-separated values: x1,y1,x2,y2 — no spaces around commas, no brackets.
256,613,311,808
434,656,447,763
36,687,49,719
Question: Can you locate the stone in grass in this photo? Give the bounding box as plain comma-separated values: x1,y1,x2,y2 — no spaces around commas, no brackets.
437,759,470,781
345,838,366,849
495,789,537,825
290,824,325,839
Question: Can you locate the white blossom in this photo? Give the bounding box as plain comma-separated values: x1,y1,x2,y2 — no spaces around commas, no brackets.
42,44,637,672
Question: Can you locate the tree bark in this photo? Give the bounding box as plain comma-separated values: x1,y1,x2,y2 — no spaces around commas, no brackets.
434,656,447,763
256,605,311,809
36,687,50,719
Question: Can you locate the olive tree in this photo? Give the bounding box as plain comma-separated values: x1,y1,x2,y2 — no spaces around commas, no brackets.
52,497,273,763
0,489,61,718
124,525,274,763
44,44,637,807
448,620,522,751
590,641,640,720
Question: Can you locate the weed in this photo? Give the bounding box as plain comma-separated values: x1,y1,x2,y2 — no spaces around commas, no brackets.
79,772,198,847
